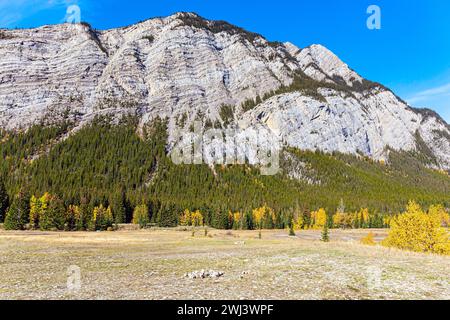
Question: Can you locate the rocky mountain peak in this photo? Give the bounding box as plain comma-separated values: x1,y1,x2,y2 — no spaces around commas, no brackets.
0,14,449,170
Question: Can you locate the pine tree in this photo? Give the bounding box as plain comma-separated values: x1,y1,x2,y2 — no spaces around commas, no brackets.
321,223,330,242
289,220,296,236
4,189,30,230
77,196,90,231
157,203,178,227
110,187,126,224
0,178,9,223
39,195,66,231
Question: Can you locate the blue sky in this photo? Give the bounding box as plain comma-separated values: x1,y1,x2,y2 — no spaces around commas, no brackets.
1,0,449,122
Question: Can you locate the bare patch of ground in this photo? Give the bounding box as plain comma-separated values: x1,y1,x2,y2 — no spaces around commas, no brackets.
0,229,448,300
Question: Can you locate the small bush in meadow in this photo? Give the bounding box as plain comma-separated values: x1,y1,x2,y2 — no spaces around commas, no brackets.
360,232,376,246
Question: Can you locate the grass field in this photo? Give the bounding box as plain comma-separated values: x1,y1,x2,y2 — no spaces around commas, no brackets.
0,228,448,300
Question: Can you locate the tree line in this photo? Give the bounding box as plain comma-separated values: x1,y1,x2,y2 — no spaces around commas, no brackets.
0,115,449,231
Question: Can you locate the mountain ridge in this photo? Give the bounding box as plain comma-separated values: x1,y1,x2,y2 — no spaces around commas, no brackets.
0,12,449,169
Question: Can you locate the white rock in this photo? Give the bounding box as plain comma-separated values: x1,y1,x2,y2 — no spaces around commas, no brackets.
0,12,448,169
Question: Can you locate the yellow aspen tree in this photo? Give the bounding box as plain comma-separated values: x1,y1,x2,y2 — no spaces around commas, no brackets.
232,211,242,230
29,193,50,229
382,201,450,255
180,209,192,226
428,204,450,227
190,210,203,237
191,210,203,227
293,215,304,231
311,208,327,230
66,205,81,231
358,208,370,228
91,204,114,231
29,195,40,229
252,206,265,239
333,211,347,229
132,204,149,228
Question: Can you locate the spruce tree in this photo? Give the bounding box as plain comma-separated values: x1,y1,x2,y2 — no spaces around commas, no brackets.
39,195,66,231
4,189,30,230
111,187,126,224
289,220,296,236
157,203,178,227
0,178,9,223
321,223,330,242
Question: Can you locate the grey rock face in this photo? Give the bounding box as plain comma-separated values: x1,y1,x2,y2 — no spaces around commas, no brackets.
0,12,449,169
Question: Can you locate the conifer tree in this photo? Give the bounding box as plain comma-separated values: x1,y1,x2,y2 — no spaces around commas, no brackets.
39,195,66,231
321,223,330,242
111,187,127,224
4,189,30,230
0,178,9,223
289,219,296,236
157,203,178,227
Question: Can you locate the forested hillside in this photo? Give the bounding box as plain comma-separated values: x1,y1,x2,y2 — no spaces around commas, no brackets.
0,117,449,229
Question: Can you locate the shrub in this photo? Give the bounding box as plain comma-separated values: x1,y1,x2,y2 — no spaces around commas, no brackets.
360,232,376,246
132,204,149,228
0,30,13,40
382,201,450,255
142,35,154,43
219,105,235,127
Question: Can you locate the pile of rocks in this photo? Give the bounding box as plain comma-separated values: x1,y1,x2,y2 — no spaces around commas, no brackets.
185,270,224,279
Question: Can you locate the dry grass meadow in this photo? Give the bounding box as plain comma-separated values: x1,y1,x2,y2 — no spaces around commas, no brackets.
0,227,448,300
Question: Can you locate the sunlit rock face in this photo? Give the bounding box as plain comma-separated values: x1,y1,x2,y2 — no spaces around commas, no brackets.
0,12,449,169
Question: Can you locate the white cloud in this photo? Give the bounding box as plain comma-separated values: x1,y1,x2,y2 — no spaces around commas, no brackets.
405,81,450,123
407,82,450,105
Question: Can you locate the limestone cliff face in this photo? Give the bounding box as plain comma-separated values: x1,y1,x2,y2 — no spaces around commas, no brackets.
0,12,449,169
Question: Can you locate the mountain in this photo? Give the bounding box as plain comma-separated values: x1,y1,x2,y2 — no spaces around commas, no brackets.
0,12,449,170
0,13,449,227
